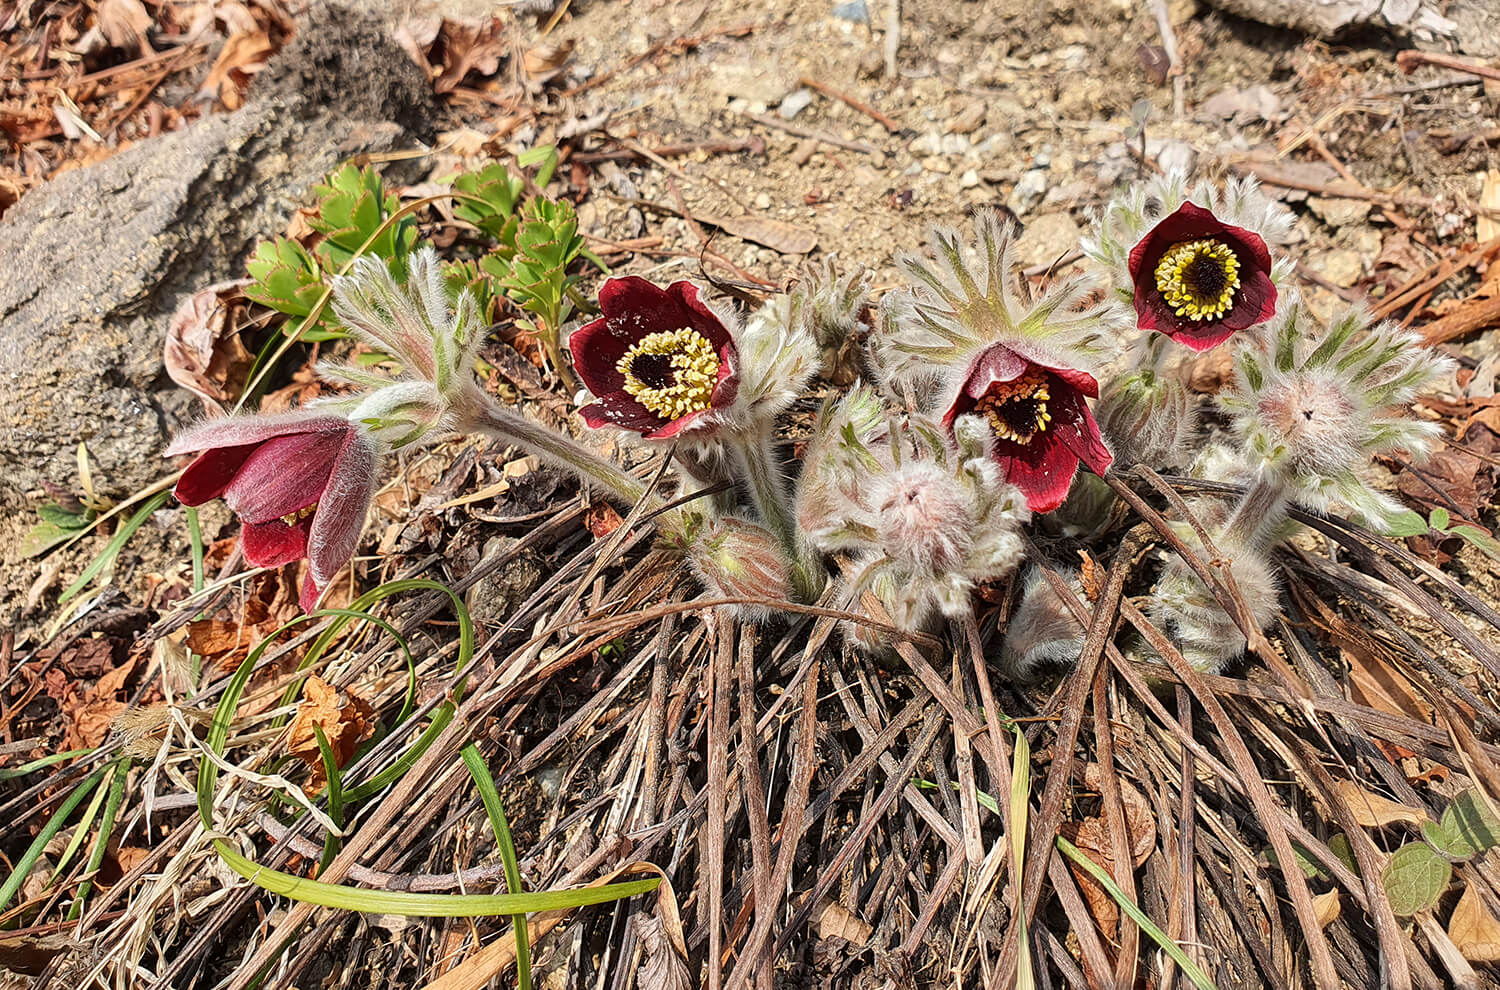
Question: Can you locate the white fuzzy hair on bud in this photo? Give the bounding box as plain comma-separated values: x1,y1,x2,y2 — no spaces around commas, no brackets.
1148,541,1280,674
1095,369,1199,470
870,461,976,574
1001,569,1087,682
1222,293,1454,531
687,516,793,623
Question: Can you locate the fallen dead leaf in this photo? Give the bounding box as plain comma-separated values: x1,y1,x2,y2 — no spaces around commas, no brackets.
585,501,625,538
1451,881,1500,961
198,30,278,110
1479,170,1500,245
1062,765,1158,939
97,0,154,54
287,676,376,794
1334,779,1430,828
700,213,818,255
815,898,873,944
164,280,254,411
1314,888,1342,928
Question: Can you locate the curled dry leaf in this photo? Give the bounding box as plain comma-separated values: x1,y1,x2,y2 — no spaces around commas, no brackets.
1334,779,1430,828
1062,765,1158,939
287,675,376,795
164,280,254,411
1450,881,1500,962
815,898,874,944
1314,888,1342,928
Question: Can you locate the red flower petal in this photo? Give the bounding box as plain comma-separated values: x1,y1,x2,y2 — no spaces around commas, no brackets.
1047,385,1113,477
300,570,323,614
306,427,378,589
579,393,668,433
997,437,1082,514
240,516,312,568
223,430,346,524
568,313,632,398
176,444,259,505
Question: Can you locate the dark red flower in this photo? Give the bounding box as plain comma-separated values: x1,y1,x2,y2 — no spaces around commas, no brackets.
942,344,1112,513
166,413,379,612
569,277,738,439
1127,201,1277,351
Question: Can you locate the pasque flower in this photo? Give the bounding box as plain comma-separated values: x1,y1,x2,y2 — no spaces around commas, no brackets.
874,210,1120,514
1085,172,1292,353
1127,201,1277,351
569,277,738,439
167,412,379,612
940,343,1111,513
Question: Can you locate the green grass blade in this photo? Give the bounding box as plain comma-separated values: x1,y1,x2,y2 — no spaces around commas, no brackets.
186,506,205,592
213,840,658,916
462,744,532,990
1011,727,1035,990
0,749,92,781
0,765,108,914
59,490,169,603
313,726,346,876
1055,835,1219,990
68,757,129,920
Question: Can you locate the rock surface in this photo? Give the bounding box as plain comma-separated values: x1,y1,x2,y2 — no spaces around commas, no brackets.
0,5,433,517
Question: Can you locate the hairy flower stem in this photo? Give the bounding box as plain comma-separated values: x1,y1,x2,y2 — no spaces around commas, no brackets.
728,427,826,602
1221,473,1289,551
463,392,652,508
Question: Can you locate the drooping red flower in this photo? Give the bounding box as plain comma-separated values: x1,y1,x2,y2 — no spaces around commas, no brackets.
166,413,379,612
568,277,739,439
941,344,1112,514
1127,201,1277,352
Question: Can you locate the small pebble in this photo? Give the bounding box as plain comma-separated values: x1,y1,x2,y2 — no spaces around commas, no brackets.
778,88,814,120
832,0,869,22
754,192,773,210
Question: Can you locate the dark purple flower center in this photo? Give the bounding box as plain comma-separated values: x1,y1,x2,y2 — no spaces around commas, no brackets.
1154,239,1242,321
973,368,1052,445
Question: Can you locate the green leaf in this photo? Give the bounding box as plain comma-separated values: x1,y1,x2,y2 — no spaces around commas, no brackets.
1328,833,1360,877
453,163,526,245
307,163,417,275
1265,841,1326,880
1451,525,1500,562
1429,507,1451,531
23,521,76,558
38,503,94,529
1056,836,1219,990
1425,791,1500,861
1381,841,1451,915
1383,510,1431,539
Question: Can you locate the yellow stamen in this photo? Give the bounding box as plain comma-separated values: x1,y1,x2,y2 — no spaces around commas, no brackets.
616,328,720,420
279,503,317,526
1153,238,1241,321
974,368,1052,445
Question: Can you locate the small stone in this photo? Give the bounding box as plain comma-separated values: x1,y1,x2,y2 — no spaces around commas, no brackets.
1152,139,1197,177
1008,169,1048,216
858,47,884,79
947,101,986,135
778,87,815,120
791,137,819,165
832,0,868,22
1014,211,1081,269
1307,195,1373,229
922,156,951,174
960,168,981,189
754,192,773,210
1316,249,1364,287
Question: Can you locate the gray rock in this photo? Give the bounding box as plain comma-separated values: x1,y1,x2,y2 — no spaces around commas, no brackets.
778,88,815,120
1014,212,1082,269
0,5,435,515
1307,195,1373,228
463,536,547,629
1007,169,1049,216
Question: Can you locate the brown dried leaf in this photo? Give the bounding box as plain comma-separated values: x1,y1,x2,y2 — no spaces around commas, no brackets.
701,213,818,255
815,898,873,944
585,501,625,538
522,39,575,78
1335,779,1430,828
287,676,376,794
199,30,277,110
1450,881,1500,961
97,0,154,53
1314,888,1342,928
432,17,509,94
164,281,253,410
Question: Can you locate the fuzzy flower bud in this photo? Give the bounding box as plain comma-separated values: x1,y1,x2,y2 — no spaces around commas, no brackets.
1148,539,1280,674
870,461,976,573
687,516,793,622
1222,295,1454,530
1000,569,1086,683
1094,369,1199,469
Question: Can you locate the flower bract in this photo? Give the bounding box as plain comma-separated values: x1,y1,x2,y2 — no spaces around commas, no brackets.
167,412,379,612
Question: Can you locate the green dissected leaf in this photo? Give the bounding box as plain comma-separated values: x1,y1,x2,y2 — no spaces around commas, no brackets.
1381,841,1451,915
501,197,587,333
243,238,344,340
444,258,504,324
453,162,526,245
1425,791,1500,861
308,163,417,276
